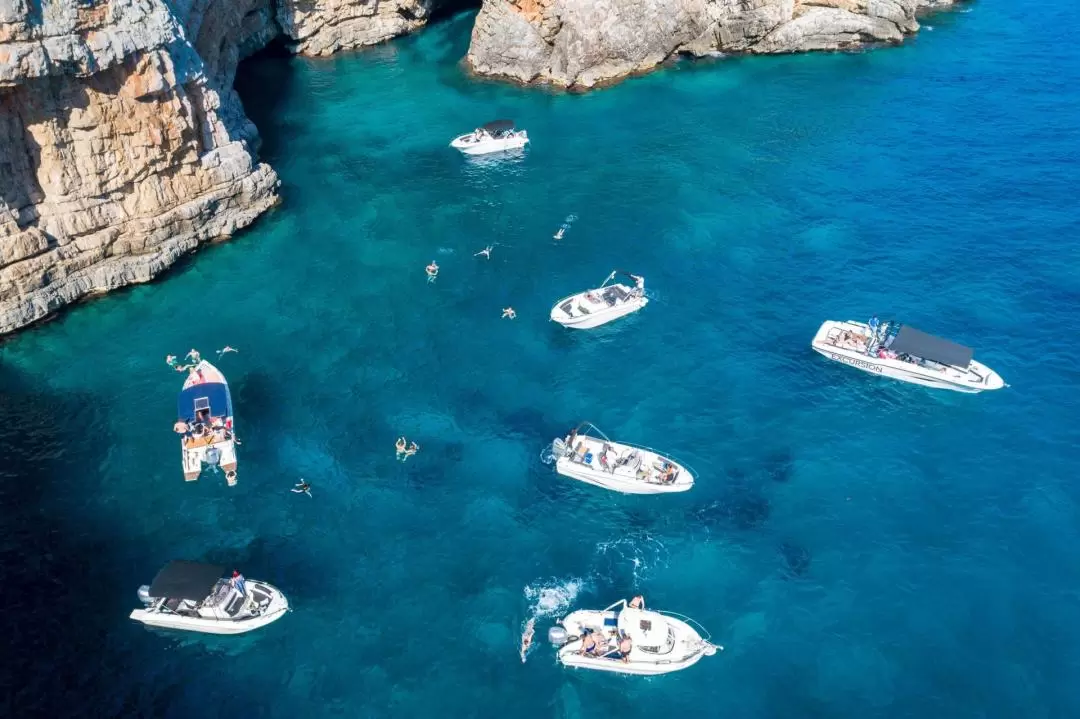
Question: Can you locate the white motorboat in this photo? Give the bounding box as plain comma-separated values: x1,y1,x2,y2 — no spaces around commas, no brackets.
548,423,694,494
449,119,529,156
550,271,648,329
811,317,1006,393
130,561,289,635
174,359,238,484
548,599,720,675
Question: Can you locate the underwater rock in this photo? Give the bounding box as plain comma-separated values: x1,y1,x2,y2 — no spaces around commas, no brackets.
778,541,812,577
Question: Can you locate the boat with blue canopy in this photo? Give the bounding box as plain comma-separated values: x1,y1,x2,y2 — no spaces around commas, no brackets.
173,359,238,484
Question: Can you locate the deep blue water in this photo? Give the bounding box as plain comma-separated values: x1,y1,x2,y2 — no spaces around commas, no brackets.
3,4,1080,717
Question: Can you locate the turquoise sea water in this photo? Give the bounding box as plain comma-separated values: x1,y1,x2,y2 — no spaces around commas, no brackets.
4,4,1080,716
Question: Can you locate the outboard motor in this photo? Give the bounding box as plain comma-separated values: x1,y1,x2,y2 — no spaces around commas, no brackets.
137,585,153,605
551,438,567,458
548,626,569,647
205,446,221,467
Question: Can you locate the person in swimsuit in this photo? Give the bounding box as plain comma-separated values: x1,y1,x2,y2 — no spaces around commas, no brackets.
474,246,493,259
395,436,407,459
402,441,420,462
520,618,535,662
618,634,633,662
292,479,312,497
502,307,516,319
628,595,645,610
217,346,238,357
579,631,598,656
426,261,439,282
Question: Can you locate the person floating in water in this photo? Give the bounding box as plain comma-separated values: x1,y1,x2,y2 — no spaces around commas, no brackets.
402,441,420,462
225,470,237,486
474,246,493,259
292,479,312,497
426,261,439,282
395,436,407,460
553,227,565,240
520,618,536,663
502,307,516,319
185,349,201,363
217,346,238,357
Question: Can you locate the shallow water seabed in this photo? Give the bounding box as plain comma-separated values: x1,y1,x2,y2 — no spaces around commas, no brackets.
2,4,1080,718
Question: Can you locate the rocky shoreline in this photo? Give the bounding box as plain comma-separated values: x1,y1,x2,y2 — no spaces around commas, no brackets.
1,0,960,335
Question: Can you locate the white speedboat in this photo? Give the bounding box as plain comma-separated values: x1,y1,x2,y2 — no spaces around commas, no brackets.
550,271,648,329
548,599,720,675
449,120,529,156
130,561,289,635
812,317,1006,393
548,423,694,494
174,359,238,484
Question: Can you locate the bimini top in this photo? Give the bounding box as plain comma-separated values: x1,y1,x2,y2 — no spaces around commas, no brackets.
481,119,515,132
177,381,232,421
148,560,225,600
889,325,974,368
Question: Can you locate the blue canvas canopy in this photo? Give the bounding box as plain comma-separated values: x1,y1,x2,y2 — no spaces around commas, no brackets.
177,382,232,421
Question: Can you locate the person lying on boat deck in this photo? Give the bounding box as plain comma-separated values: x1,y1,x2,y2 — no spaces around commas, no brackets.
628,595,645,610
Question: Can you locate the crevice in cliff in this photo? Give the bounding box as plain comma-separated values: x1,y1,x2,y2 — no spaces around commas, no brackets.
427,0,483,25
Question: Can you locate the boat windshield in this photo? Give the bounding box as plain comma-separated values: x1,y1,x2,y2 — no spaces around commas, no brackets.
637,626,677,655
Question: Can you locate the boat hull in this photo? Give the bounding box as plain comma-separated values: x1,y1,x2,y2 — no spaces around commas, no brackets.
554,436,693,494
130,582,288,635
177,360,238,482
550,288,647,329
812,320,1005,393
450,134,529,155
555,607,713,675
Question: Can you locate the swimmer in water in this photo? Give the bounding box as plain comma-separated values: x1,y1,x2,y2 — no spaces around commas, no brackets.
395,436,407,460
474,246,493,259
403,441,419,462
426,261,439,282
502,307,516,319
553,227,565,240
185,349,201,363
520,618,536,663
216,346,238,357
291,479,312,497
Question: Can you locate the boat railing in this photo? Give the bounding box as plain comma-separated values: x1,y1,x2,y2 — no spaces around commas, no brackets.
655,610,713,643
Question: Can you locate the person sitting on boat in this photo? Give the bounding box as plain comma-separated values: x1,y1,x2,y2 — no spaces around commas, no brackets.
564,427,578,449
617,633,633,662
579,630,601,656
173,420,189,434
659,462,676,484
630,274,644,297
628,594,645,610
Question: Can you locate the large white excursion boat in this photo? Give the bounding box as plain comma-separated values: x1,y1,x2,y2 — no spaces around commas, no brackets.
812,317,1006,393
550,271,648,329
547,423,694,494
548,599,720,676
130,561,289,635
174,360,238,484
449,120,529,156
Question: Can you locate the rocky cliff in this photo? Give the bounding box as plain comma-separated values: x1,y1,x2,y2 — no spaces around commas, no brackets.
0,0,437,335
467,0,959,88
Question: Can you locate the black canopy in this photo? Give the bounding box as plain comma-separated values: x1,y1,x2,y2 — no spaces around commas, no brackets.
889,326,973,367
148,560,225,600
481,119,514,132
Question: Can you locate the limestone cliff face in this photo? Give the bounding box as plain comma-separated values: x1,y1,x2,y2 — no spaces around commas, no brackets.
0,0,437,335
467,0,959,88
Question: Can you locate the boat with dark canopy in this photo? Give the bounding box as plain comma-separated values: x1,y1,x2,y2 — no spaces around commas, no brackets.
130,560,289,634
550,270,648,329
811,317,1006,393
450,119,529,155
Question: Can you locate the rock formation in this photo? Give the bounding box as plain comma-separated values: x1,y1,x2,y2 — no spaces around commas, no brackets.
0,0,439,335
467,0,960,88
